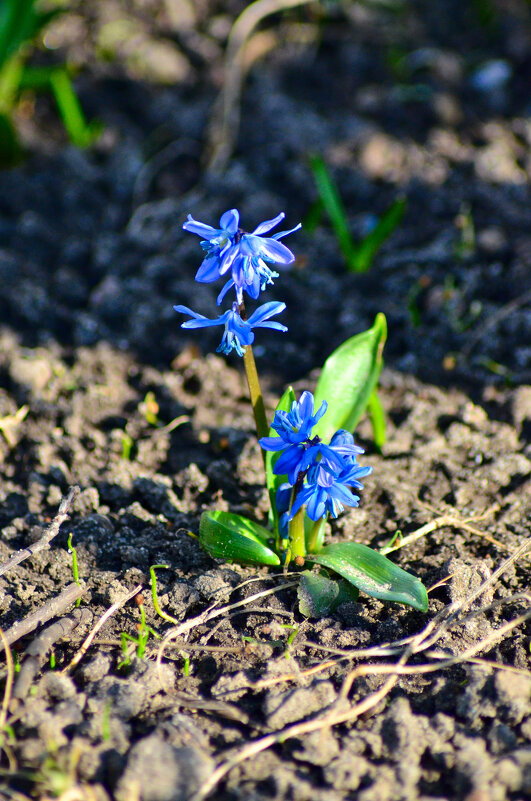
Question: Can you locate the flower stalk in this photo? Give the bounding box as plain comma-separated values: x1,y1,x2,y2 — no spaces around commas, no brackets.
307,517,326,553
242,344,269,445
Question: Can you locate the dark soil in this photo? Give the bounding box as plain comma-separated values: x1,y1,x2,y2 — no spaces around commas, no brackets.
0,2,530,800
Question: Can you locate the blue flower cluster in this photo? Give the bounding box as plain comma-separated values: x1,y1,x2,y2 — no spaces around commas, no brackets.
260,391,372,522
175,208,300,356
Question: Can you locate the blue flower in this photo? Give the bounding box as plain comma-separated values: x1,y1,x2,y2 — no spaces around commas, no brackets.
289,459,372,521
261,391,327,448
218,214,301,304
183,209,241,283
260,392,367,485
288,477,360,521
174,301,287,357
183,208,300,303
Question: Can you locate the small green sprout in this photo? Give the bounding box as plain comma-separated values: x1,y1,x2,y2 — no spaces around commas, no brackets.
454,203,475,260
139,391,159,426
0,404,28,448
0,0,100,165
280,624,299,658
118,594,159,669
121,431,134,460
67,532,81,607
150,564,179,625
309,154,406,273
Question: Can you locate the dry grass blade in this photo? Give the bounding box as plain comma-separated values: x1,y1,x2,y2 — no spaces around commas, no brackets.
191,537,531,801
206,0,313,174
62,584,142,673
380,503,503,555
0,628,17,772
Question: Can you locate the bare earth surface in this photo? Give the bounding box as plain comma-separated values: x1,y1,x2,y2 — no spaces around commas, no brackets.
0,2,530,800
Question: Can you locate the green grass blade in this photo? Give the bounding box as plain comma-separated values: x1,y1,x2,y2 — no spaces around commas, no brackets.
350,196,406,273
49,68,98,147
310,155,356,263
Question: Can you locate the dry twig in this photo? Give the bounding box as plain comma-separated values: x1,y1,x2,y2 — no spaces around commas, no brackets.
0,486,79,578
0,582,87,651
62,584,142,673
190,538,531,801
206,0,314,174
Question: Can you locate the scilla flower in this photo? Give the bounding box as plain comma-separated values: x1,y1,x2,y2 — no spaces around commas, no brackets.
183,209,240,282
289,459,372,521
183,209,300,303
174,301,287,357
260,391,364,484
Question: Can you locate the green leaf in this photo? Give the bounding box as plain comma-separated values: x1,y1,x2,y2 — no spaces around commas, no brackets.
307,542,428,611
298,570,340,618
0,0,60,69
310,155,357,265
265,385,296,530
367,390,386,450
349,197,406,273
298,570,360,618
49,69,101,148
199,510,280,566
313,314,387,442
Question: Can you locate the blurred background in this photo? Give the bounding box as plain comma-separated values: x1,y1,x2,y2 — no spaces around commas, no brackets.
0,0,530,392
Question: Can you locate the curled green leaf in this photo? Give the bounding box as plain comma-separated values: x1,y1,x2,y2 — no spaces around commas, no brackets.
199,510,280,566
313,314,387,443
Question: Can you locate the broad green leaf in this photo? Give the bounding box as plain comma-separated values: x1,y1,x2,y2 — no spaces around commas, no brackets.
298,570,340,618
265,385,295,530
307,542,428,611
298,570,359,618
313,314,387,442
349,197,406,273
199,510,280,566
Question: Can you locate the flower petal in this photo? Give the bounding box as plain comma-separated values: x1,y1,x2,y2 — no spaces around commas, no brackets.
216,279,235,305
173,304,204,320
251,212,285,236
249,236,295,264
219,208,239,233
272,222,302,240
195,255,222,283
219,245,240,275
255,321,288,332
247,301,286,326
182,216,217,238
259,436,287,452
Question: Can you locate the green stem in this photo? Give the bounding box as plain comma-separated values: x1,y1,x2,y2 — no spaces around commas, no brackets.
307,517,326,553
288,505,305,559
243,344,269,444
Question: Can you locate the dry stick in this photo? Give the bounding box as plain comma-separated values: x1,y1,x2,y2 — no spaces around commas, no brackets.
0,485,79,578
0,581,86,651
191,539,531,801
0,628,16,773
380,505,501,555
62,584,143,673
206,0,314,174
13,607,92,700
156,581,299,672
